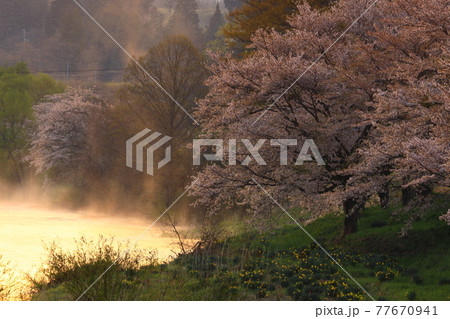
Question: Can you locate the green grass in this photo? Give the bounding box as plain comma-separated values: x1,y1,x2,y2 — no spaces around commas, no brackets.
341,200,449,300
31,195,450,301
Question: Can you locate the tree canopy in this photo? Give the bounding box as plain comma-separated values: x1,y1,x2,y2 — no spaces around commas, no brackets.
205,4,226,43
166,0,203,47
191,0,449,234
222,0,332,55
0,63,64,183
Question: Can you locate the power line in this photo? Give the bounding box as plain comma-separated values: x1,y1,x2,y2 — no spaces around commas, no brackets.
2,68,127,75
36,68,126,74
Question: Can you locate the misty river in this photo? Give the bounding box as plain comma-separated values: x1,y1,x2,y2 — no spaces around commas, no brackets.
0,201,176,278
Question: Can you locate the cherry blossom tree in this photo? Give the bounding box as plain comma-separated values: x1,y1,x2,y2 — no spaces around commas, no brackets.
349,0,449,204
353,0,449,230
28,87,106,185
190,0,449,234
440,210,450,226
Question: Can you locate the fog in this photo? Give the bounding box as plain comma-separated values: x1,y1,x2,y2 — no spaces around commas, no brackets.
0,181,183,280
1,200,176,275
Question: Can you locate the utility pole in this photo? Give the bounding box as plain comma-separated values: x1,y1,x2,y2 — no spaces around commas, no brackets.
66,61,70,81
38,49,42,72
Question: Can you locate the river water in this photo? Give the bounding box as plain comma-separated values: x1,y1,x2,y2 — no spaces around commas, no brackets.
0,201,176,280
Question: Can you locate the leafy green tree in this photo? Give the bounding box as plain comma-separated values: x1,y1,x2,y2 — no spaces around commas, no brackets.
0,63,64,183
0,89,32,182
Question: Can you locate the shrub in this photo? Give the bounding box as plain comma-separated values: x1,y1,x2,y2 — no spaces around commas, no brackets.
31,236,158,301
280,278,290,288
376,268,399,282
209,271,240,300
256,287,268,299
0,256,16,301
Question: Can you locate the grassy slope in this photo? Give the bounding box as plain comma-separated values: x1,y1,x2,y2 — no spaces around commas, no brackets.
32,196,449,301
254,198,450,301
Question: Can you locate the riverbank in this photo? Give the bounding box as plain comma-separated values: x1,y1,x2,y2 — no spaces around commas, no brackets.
30,194,450,301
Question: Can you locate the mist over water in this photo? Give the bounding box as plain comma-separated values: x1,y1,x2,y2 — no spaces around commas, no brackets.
0,200,176,277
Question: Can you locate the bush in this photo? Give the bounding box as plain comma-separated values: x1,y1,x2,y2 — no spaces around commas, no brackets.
209,271,240,300
31,236,158,301
0,256,16,301
256,287,268,299
376,268,399,282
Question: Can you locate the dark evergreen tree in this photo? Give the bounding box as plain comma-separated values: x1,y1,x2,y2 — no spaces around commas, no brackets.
139,0,166,50
205,3,225,43
166,0,203,47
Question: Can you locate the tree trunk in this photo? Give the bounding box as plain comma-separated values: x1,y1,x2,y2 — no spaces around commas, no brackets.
343,197,366,236
402,185,432,206
402,186,415,206
8,151,24,185
344,212,358,235
378,189,390,209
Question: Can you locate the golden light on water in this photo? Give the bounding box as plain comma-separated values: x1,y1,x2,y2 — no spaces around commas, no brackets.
0,201,177,283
